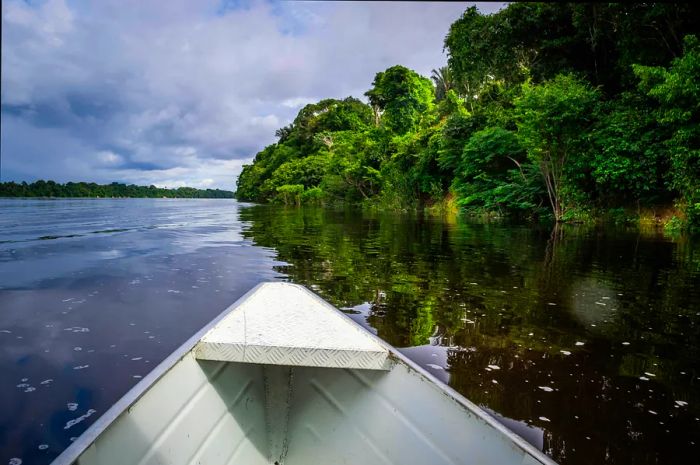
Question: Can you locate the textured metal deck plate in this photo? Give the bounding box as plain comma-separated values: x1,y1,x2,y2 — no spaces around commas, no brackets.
195,283,390,370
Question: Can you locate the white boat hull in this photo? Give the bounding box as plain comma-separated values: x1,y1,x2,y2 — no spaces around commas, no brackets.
53,283,556,465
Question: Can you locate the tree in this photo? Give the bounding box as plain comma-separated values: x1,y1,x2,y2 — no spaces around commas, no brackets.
276,184,304,206
431,67,453,102
514,74,600,221
587,93,670,206
365,65,434,135
452,127,542,215
634,35,700,227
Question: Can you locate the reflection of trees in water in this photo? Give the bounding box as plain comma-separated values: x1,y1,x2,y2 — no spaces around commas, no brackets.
240,205,700,465
446,339,696,464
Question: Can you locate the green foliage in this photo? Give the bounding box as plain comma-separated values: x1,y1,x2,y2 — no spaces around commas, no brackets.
276,184,304,205
588,93,670,205
445,3,700,93
301,186,324,205
634,36,700,228
0,181,234,198
453,127,543,215
514,74,600,221
431,67,454,102
237,4,699,229
365,65,434,135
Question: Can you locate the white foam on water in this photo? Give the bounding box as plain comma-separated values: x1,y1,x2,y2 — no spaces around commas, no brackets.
38,445,48,450
561,350,571,355
648,410,657,415
67,403,78,411
64,327,90,333
644,372,656,377
73,347,82,351
131,357,142,361
492,379,498,384
575,341,585,346
488,365,500,370
9,458,22,465
539,416,550,422
16,383,29,388
40,379,53,385
21,378,28,382
0,330,11,334
675,400,688,407
639,376,649,381
426,364,443,370
73,365,89,370
24,387,36,393
622,342,630,345
166,289,181,294
538,386,554,392
64,409,97,430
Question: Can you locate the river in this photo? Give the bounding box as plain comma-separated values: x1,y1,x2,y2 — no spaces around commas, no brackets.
1,199,698,464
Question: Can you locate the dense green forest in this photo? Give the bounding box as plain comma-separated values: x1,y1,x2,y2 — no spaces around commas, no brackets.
0,180,234,198
236,3,700,230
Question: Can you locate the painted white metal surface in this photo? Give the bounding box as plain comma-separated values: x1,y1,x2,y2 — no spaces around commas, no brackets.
283,364,549,465
195,282,390,370
51,282,559,465
74,354,269,465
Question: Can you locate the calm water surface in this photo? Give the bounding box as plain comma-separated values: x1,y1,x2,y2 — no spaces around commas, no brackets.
1,199,699,465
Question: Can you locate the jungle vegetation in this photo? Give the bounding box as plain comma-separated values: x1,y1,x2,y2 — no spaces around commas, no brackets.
236,3,699,229
0,180,234,198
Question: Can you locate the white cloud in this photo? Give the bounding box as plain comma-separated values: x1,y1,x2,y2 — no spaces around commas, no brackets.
97,151,123,166
1,0,504,190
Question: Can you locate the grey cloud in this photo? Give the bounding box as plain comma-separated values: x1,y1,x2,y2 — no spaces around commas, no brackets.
1,0,502,190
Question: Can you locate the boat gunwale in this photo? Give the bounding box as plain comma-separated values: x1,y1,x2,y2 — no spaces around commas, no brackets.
288,283,559,465
51,281,558,465
51,283,270,465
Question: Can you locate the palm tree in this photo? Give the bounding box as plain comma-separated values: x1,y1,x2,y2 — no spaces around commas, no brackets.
430,66,453,101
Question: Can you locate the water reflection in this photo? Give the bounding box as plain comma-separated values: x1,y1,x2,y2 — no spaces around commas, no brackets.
240,204,700,465
0,199,282,464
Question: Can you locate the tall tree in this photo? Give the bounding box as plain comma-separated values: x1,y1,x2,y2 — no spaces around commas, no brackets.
514,74,600,221
431,66,453,102
365,66,434,135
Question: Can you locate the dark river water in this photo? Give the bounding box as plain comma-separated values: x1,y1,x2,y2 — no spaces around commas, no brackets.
1,199,698,465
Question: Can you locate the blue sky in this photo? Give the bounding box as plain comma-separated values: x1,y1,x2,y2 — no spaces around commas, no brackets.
1,1,504,190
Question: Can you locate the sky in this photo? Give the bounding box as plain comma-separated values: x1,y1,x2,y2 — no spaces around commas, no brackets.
1,0,504,190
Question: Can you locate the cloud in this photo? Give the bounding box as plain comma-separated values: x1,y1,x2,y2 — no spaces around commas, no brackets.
1,0,504,190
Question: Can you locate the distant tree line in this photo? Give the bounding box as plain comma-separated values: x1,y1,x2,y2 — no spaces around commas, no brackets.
236,3,700,230
0,180,234,198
